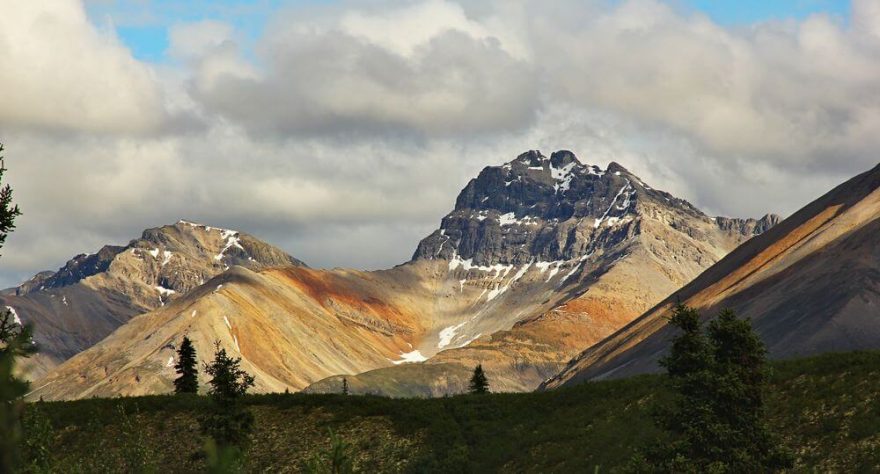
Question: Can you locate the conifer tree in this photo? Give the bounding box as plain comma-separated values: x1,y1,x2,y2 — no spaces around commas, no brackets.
0,144,20,255
469,364,489,394
0,145,32,473
174,336,199,394
204,343,254,401
640,304,792,472
200,341,256,468
342,377,349,396
705,309,793,471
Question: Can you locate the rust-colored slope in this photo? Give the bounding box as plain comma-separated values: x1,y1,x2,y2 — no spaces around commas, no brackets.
544,163,880,389
28,266,427,400
304,227,741,396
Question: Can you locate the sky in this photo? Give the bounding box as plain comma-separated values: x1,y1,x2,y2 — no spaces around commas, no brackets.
0,0,876,288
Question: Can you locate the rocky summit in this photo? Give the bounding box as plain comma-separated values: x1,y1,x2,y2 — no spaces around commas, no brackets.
29,150,778,400
1,221,304,379
414,149,777,267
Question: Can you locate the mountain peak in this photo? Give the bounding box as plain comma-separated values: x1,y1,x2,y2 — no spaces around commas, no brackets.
414,149,780,269
1,220,307,376
415,150,695,267
511,149,546,167
174,219,235,233
12,221,305,297
606,161,630,175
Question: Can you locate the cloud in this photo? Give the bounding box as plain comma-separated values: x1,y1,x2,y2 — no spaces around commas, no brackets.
168,20,237,60
0,0,165,133
531,0,880,170
189,1,539,137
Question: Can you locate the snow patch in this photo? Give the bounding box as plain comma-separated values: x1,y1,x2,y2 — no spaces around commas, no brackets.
460,333,482,347
561,254,591,283
594,181,632,229
223,316,232,330
155,286,176,297
161,250,173,266
215,230,245,261
448,253,513,276
191,310,197,318
535,261,564,282
233,335,240,352
5,306,21,325
498,212,517,226
550,161,577,193
438,322,467,349
392,350,428,365
496,212,539,227
487,260,532,301
166,356,174,368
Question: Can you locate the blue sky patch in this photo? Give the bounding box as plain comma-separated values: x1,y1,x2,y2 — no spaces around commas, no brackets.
87,0,852,63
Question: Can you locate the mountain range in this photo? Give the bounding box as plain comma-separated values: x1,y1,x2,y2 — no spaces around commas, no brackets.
1,221,304,379
23,150,778,400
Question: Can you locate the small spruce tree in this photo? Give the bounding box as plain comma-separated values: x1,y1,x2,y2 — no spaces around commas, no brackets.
342,377,349,396
204,342,254,400
640,304,792,472
705,309,793,471
200,341,256,470
173,336,199,394
469,364,489,394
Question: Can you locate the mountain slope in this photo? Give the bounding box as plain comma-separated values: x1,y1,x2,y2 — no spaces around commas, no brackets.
30,150,776,400
302,150,777,396
542,163,880,389
1,221,304,378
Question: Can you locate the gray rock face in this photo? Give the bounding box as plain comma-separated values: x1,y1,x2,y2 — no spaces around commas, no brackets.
413,150,777,267
16,247,125,295
714,214,781,236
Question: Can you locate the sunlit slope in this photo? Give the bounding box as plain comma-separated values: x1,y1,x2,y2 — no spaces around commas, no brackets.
544,163,880,389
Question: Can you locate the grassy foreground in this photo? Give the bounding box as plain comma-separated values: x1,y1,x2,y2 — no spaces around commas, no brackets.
23,351,880,473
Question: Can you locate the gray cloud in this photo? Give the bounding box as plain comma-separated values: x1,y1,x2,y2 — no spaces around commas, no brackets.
0,1,166,134
191,31,539,137
1,0,878,289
